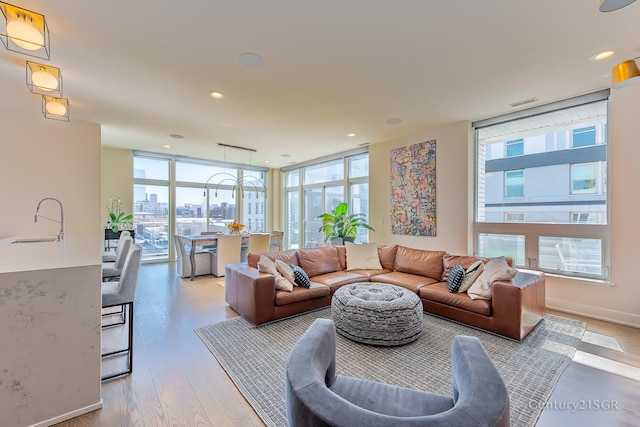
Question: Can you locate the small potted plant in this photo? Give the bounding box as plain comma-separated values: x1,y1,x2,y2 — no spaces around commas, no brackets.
318,202,374,245
105,195,134,234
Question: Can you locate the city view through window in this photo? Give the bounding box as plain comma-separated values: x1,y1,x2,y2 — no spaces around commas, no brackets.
474,96,609,280
132,156,266,260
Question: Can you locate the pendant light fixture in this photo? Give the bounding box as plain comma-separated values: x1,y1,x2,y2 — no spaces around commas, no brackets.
26,61,63,97
611,58,640,88
42,96,70,121
0,2,50,59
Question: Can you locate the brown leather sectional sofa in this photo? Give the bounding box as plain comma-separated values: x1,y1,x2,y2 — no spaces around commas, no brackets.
224,244,546,341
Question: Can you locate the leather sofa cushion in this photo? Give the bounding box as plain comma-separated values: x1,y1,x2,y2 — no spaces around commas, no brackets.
370,271,438,293
336,245,347,270
310,271,368,293
378,244,398,271
394,246,445,281
275,283,330,306
248,250,299,269
419,282,491,316
298,246,342,277
442,254,484,281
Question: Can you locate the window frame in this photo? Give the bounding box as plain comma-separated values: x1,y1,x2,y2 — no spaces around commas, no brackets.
282,149,369,249
472,90,610,281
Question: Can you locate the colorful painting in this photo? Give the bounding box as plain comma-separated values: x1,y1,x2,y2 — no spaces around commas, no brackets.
390,139,436,236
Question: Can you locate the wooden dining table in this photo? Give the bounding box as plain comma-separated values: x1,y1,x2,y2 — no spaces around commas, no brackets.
182,234,249,280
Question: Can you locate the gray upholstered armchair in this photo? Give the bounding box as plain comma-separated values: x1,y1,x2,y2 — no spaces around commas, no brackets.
285,318,510,427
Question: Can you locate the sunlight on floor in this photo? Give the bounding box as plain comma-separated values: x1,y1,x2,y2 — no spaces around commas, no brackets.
581,331,624,352
572,350,640,382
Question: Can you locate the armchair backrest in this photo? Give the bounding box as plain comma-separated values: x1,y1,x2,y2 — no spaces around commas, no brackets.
286,320,510,427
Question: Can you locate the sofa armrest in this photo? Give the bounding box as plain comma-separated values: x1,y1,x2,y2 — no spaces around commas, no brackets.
491,270,546,340
225,263,277,325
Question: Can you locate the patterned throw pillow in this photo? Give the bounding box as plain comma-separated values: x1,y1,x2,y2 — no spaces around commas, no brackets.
291,265,311,287
447,264,465,292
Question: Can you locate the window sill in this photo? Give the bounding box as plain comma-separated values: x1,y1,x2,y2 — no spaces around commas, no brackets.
544,272,615,287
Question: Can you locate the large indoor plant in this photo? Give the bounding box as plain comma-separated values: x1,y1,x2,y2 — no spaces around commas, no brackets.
318,202,374,244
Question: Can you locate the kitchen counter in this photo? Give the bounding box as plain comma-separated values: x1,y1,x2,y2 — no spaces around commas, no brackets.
0,235,102,426
0,235,98,274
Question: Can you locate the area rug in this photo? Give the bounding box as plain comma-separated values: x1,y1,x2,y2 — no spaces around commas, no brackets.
195,309,585,427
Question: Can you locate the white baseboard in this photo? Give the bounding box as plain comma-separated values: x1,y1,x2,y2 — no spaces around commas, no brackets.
546,297,640,328
29,400,103,427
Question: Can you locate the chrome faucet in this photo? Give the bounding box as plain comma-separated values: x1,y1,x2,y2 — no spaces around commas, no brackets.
35,197,65,241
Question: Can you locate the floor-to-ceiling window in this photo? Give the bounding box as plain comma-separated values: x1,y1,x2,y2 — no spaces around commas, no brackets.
283,149,369,249
133,153,267,261
473,90,609,280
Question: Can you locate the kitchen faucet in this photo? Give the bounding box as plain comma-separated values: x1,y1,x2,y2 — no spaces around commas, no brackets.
35,197,65,241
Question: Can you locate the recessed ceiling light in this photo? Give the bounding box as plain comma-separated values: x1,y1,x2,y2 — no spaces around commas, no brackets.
347,133,356,137
386,118,402,125
281,153,291,157
239,53,264,68
265,160,270,164
163,144,171,148
208,90,225,99
169,133,184,139
592,51,614,61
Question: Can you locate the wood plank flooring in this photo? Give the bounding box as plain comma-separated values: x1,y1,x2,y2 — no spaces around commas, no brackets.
55,263,639,427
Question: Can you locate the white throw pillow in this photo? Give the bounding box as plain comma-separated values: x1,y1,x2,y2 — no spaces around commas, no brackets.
275,259,296,284
258,255,293,292
345,242,383,270
467,257,517,300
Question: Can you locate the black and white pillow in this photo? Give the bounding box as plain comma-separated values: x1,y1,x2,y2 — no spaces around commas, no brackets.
447,264,465,292
291,265,311,287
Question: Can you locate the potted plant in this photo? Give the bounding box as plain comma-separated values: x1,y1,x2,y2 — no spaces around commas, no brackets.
318,202,374,244
105,195,134,233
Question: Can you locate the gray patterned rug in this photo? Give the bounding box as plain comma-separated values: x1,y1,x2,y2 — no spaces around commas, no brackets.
195,308,585,427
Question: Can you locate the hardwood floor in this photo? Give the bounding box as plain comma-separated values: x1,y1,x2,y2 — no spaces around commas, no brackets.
56,263,639,427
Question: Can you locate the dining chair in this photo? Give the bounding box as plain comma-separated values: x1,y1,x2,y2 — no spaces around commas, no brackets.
211,234,243,276
241,232,271,261
102,230,130,262
101,243,142,381
102,234,133,280
269,230,284,252
201,231,222,249
173,235,213,278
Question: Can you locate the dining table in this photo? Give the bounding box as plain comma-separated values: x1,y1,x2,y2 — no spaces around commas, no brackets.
182,234,249,280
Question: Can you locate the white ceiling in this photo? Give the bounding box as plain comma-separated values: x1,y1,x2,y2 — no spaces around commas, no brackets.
1,1,638,168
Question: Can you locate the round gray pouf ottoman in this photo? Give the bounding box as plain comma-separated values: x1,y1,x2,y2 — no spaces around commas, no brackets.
331,282,423,346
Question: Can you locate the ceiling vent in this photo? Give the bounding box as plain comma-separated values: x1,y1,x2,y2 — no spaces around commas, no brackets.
509,97,538,108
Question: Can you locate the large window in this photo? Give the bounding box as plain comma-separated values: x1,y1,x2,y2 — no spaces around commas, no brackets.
284,150,369,249
133,157,170,261
473,91,609,280
133,154,267,261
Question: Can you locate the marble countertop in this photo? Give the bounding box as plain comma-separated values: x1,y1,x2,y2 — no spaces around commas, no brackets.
0,235,99,274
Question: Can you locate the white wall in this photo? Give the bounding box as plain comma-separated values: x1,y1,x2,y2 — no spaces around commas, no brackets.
0,107,101,242
101,146,133,227
369,121,471,255
545,84,640,327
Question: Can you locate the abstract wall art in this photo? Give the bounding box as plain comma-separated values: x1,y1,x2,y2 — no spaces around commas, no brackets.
390,139,436,236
